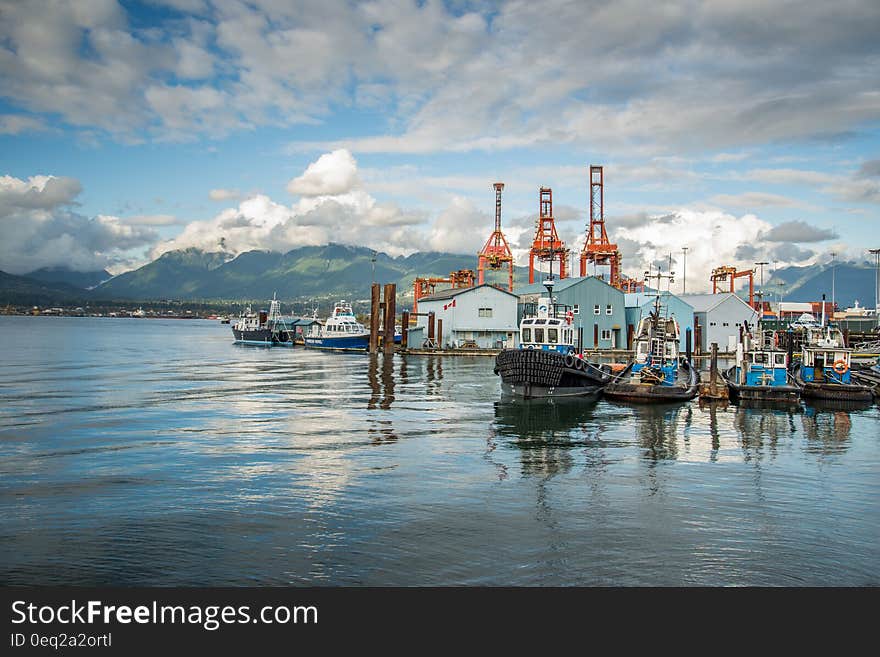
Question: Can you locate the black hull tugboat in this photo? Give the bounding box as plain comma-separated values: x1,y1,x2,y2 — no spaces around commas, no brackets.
794,324,872,402
494,278,610,399
232,294,293,346
604,271,699,404
723,325,800,404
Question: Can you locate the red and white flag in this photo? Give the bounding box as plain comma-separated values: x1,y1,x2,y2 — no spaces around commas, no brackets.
443,299,456,310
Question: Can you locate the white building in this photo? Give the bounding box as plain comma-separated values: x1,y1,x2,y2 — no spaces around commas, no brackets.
409,284,519,349
682,292,759,353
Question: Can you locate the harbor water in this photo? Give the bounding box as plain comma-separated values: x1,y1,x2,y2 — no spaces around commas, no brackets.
1,316,878,586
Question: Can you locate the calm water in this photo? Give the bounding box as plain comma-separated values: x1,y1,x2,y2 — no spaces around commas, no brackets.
1,316,878,586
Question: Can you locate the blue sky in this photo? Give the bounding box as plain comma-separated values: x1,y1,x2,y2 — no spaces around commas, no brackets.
1,0,879,292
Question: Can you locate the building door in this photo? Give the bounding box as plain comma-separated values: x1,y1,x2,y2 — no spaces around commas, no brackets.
593,323,599,348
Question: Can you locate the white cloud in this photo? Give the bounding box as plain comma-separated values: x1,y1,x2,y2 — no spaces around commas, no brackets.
286,149,360,196
209,188,241,201
0,114,49,135
612,209,822,293
0,175,156,274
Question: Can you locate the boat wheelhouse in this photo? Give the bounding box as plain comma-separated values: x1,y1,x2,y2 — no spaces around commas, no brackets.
795,324,872,401
724,326,800,403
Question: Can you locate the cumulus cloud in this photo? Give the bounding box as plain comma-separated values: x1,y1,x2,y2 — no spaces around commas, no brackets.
0,175,157,274
611,210,821,293
152,150,430,259
761,220,837,243
286,149,360,196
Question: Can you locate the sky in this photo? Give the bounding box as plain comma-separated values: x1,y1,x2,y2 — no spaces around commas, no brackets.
1,0,879,293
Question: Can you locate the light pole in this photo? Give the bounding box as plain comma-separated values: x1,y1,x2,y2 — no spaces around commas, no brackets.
870,248,880,327
682,246,688,295
830,251,837,318
755,261,768,313
371,251,377,284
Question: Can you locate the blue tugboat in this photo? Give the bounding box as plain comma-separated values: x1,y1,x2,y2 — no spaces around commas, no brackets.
794,324,873,402
723,325,800,404
494,278,610,399
603,271,699,404
232,294,293,346
303,300,371,351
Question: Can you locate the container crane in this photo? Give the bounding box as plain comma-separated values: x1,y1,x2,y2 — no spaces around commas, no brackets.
710,265,755,307
477,182,514,291
413,269,475,313
528,187,568,283
579,165,621,287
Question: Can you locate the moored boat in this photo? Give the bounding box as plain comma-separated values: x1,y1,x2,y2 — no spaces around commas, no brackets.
603,276,699,403
303,300,370,351
232,295,294,346
723,325,800,404
794,324,873,402
494,279,610,399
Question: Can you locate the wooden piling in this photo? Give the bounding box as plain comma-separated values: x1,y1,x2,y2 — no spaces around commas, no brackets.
383,283,396,353
401,311,409,349
427,312,436,348
369,283,381,354
437,318,443,349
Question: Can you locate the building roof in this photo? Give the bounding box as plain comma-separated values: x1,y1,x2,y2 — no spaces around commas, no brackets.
418,282,519,303
625,291,694,311
681,292,757,314
514,275,618,296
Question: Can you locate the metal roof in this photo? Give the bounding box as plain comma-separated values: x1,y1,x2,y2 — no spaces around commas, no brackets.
418,283,519,303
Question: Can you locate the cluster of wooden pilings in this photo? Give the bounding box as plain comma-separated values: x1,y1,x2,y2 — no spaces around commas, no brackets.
369,282,445,353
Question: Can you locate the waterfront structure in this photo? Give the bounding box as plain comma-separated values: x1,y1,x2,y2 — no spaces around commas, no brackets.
625,291,694,351
682,292,759,353
515,276,626,350
409,283,518,349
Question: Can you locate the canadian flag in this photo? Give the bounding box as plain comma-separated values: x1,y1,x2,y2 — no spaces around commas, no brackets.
443,299,456,310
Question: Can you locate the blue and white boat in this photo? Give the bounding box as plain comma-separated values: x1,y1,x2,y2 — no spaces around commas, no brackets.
794,324,873,402
303,300,371,351
723,325,800,403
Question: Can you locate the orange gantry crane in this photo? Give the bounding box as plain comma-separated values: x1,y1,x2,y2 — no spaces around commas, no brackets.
710,265,755,306
413,269,475,313
477,182,514,291
579,165,621,287
528,187,567,283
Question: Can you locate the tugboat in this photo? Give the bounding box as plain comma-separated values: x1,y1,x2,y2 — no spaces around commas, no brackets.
794,323,873,402
303,300,371,351
494,278,610,399
723,324,800,404
603,270,699,403
231,294,293,346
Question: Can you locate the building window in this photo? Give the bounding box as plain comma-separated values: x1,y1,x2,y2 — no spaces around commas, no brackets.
573,304,580,315
478,307,493,318
594,304,600,315
601,329,611,340
606,304,613,315
722,322,729,327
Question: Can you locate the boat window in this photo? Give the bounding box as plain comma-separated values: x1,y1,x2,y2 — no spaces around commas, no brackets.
534,328,545,343
774,353,786,366
535,319,547,325
548,328,558,343
522,328,532,343
754,353,768,364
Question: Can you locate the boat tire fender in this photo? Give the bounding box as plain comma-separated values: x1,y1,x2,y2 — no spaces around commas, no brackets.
564,354,575,369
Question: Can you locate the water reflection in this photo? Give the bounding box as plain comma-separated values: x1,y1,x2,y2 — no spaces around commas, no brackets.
733,405,800,458
630,404,688,462
801,403,858,453
367,354,396,410
492,399,599,477
697,400,726,460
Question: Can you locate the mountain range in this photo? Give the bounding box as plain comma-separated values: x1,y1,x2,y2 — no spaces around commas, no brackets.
2,244,877,309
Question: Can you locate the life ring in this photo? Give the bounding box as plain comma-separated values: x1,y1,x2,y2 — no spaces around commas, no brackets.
832,360,848,375
564,354,575,368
